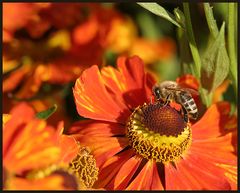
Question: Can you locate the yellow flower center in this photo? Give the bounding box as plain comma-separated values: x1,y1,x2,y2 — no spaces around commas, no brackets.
126,103,192,164
69,147,99,189
25,147,98,190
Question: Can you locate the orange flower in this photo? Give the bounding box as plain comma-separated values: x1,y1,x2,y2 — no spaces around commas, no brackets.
3,103,61,174
129,38,176,64
70,55,237,190
3,103,98,190
3,3,130,98
105,16,137,53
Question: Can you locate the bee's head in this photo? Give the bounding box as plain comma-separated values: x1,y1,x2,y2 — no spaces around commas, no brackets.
152,85,162,100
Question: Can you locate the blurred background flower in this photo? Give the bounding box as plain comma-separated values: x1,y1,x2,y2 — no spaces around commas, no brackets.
3,2,177,128
3,103,98,190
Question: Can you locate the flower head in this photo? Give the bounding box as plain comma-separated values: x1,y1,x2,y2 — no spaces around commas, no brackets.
3,103,99,190
71,55,237,190
2,3,139,100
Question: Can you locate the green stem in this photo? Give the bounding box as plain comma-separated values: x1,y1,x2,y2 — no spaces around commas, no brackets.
183,3,210,106
228,3,237,100
183,3,201,79
203,3,219,38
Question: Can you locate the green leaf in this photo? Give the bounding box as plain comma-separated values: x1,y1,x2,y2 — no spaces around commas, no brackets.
137,3,182,28
174,8,193,75
201,22,230,93
36,104,57,119
174,7,186,28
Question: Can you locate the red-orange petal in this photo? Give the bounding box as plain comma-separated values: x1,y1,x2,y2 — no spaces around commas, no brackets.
150,162,164,190
116,56,154,108
101,65,133,109
58,133,79,165
191,133,236,163
79,136,129,168
3,63,31,93
3,103,61,174
106,155,142,190
73,56,156,123
3,103,35,156
56,122,79,165
94,149,135,189
3,3,36,32
7,172,79,190
68,120,126,137
192,102,234,139
165,154,231,190
68,120,128,169
73,15,98,45
73,65,130,123
190,133,237,189
176,74,199,90
126,160,163,190
3,29,12,42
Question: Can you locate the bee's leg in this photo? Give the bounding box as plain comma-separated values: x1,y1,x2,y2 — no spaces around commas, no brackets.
161,93,172,107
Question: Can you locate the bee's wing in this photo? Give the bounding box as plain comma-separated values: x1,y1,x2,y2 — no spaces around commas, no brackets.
166,86,199,95
183,88,199,95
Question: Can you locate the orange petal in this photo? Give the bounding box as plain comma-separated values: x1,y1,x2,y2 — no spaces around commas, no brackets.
165,154,231,190
73,56,156,123
176,74,199,90
7,171,79,190
107,155,142,190
94,149,135,189
145,72,157,98
190,133,237,189
106,16,137,53
37,61,82,84
3,3,36,32
73,16,98,45
192,102,233,139
101,66,132,109
78,136,128,168
215,163,237,190
101,58,156,109
191,133,236,164
3,103,35,155
4,120,61,174
58,135,79,164
56,121,78,164
3,63,31,93
3,103,61,174
68,120,125,137
150,162,164,190
2,114,11,126
3,29,12,42
73,65,130,123
117,56,153,108
126,160,162,190
129,38,175,64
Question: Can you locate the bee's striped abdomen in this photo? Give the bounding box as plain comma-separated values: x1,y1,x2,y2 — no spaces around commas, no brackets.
181,93,198,120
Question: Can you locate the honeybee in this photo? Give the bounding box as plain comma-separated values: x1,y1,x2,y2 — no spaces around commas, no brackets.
152,81,198,122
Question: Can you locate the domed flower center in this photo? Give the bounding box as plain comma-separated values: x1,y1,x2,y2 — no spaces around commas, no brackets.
126,103,192,163
142,103,185,137
69,147,99,189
